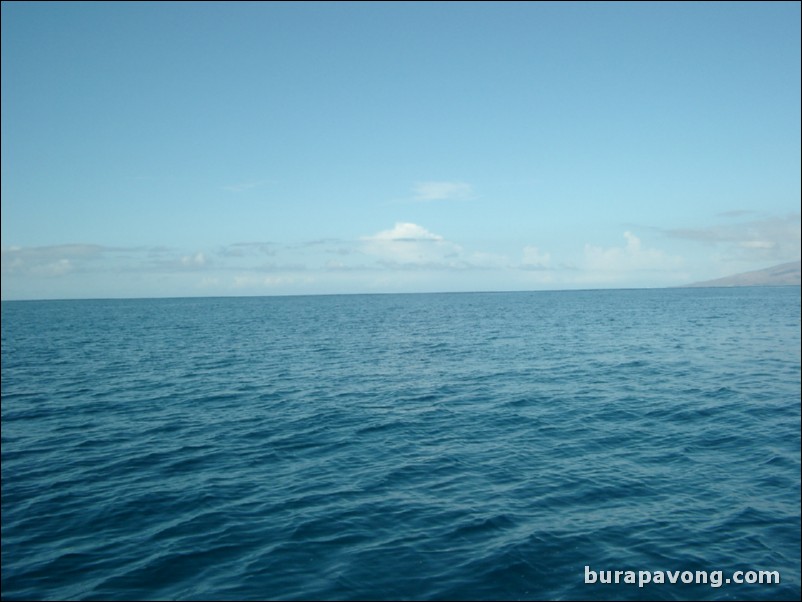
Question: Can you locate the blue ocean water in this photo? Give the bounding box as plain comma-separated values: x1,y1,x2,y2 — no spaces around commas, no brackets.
1,287,800,601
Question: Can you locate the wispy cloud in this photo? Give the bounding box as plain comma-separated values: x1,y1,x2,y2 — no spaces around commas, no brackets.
664,212,800,262
218,242,276,257
412,181,474,202
221,180,269,193
14,213,794,298
135,248,213,272
1,244,218,279
2,244,110,276
716,209,758,219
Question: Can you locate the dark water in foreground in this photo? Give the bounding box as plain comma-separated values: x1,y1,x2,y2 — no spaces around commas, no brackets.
2,287,800,601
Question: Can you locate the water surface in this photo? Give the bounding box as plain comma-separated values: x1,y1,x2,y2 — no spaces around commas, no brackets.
2,287,800,600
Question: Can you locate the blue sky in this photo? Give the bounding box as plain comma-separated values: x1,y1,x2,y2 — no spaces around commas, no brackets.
2,1,800,299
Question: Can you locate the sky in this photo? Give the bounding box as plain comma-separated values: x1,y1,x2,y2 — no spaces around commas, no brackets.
1,1,800,300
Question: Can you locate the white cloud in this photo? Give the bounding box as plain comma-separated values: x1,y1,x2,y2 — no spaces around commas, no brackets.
521,246,552,270
180,252,207,267
200,276,221,287
365,222,444,242
469,251,511,270
232,274,310,288
325,260,347,270
361,222,463,267
360,224,516,272
412,181,474,202
583,231,684,275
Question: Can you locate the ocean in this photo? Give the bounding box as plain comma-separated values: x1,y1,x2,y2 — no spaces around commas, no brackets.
1,287,800,601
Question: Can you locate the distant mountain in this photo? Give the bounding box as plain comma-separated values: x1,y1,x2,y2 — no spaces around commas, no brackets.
684,260,801,287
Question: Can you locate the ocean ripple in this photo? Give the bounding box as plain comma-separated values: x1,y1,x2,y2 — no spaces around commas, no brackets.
2,288,800,600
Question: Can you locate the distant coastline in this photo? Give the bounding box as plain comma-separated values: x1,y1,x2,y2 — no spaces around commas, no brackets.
682,260,801,288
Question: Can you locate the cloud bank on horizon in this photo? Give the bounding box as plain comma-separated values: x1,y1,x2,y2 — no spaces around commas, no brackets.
1,2,799,299
3,211,799,299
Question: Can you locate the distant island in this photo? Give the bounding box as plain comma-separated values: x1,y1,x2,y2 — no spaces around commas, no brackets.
683,260,801,287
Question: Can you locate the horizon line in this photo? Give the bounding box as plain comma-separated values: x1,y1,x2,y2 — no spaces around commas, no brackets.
3,283,800,303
